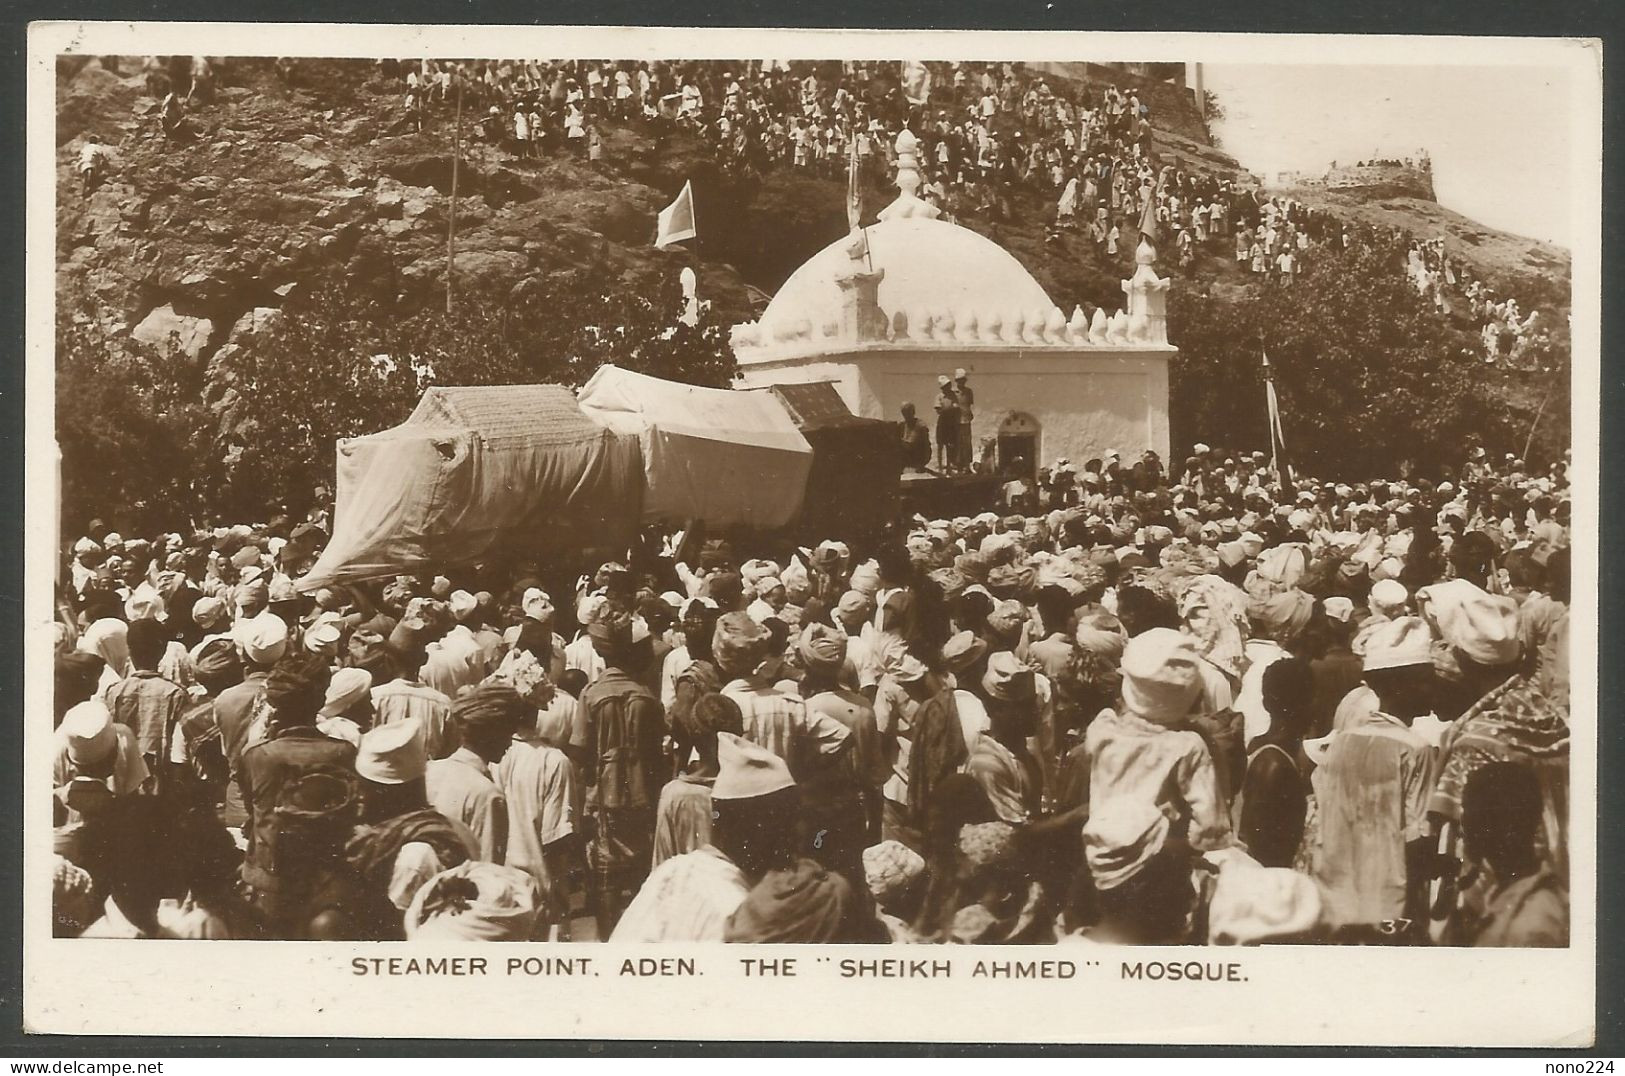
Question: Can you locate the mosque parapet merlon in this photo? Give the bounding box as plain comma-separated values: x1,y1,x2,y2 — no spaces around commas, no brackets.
728,298,1168,356
730,267,1169,355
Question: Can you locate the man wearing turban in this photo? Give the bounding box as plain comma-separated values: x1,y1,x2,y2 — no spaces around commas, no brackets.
579,599,668,938
238,653,358,935
714,612,855,877
1237,588,1315,744
965,652,1043,825
346,717,478,941
666,601,724,769
492,675,584,939
612,734,800,943
789,624,872,890
1312,615,1440,937
1418,579,1569,943
1084,629,1231,853
799,624,885,846
428,683,524,866
652,693,743,869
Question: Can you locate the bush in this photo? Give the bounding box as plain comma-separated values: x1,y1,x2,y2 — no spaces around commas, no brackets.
56,307,216,535
1166,239,1528,479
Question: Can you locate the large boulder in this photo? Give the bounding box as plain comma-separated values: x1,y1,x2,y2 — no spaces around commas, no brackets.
228,307,282,345
400,186,442,223
131,305,214,360
56,60,137,146
402,249,527,292
282,145,342,182
446,249,529,288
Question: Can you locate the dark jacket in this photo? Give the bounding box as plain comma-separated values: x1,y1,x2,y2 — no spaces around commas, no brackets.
239,727,357,895
582,669,666,811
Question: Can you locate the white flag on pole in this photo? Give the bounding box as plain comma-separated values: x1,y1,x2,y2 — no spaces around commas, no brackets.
1263,351,1294,486
846,139,861,231
655,180,697,249
902,61,933,106
1265,380,1286,452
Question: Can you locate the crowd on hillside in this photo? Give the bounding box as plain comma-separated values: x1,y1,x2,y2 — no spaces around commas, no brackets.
372,58,1556,369
52,440,1571,946
66,57,1557,370
1403,238,1550,365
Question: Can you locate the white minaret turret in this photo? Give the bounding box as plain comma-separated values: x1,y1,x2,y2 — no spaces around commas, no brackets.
679,266,700,327
834,228,886,342
1123,238,1171,345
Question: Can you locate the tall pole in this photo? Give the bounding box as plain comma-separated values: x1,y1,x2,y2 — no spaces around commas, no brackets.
446,73,462,314
1262,349,1287,489
1521,381,1557,464
1261,350,1272,456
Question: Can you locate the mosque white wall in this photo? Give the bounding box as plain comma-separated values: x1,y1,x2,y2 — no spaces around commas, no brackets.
735,344,1173,467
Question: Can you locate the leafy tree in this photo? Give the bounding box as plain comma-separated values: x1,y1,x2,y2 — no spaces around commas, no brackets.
1167,239,1533,479
56,263,738,530
56,304,214,534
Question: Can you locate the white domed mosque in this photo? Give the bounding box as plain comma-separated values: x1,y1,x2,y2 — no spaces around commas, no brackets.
731,128,1176,477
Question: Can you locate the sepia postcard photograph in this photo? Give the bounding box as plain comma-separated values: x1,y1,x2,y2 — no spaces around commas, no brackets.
21,22,1603,1047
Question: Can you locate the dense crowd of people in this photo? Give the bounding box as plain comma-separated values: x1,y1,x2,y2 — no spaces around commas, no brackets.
371,58,1555,368
52,440,1571,947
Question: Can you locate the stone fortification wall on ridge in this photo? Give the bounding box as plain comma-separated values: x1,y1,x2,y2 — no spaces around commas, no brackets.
1275,162,1435,201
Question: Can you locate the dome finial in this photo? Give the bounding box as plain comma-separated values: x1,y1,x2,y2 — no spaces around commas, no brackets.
878,124,941,222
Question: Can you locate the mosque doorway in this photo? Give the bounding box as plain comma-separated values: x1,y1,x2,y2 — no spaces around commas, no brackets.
996,412,1040,484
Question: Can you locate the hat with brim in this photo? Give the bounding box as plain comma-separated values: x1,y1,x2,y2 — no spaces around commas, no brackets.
61,700,118,767
940,630,988,674
713,732,795,800
320,666,374,718
981,650,1036,703
356,717,427,784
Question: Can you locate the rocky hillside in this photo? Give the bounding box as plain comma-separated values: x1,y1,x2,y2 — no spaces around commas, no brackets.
56,56,759,363
56,55,1571,386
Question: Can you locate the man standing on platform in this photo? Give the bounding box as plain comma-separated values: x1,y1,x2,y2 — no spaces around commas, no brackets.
933,376,960,474
954,368,975,472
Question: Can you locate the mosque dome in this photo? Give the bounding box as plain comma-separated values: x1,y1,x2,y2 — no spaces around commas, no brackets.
756,215,1055,341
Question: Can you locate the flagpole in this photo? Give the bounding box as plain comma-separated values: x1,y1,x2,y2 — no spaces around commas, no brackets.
1262,350,1276,478
847,134,872,273
688,180,697,256
1521,380,1557,464
446,73,462,314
